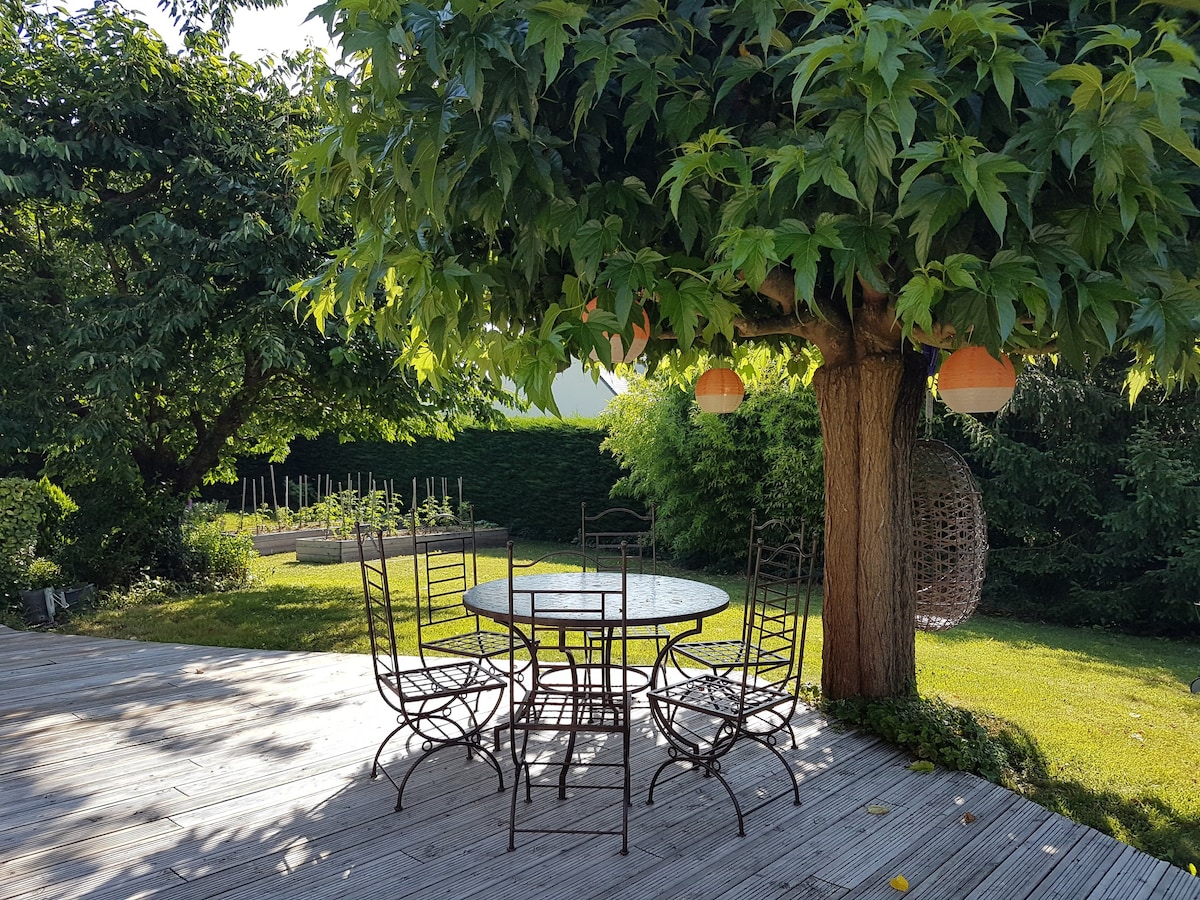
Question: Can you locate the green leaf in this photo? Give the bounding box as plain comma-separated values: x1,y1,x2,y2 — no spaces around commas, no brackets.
895,272,942,337
1047,62,1104,112
717,226,779,289
526,0,588,84
908,760,935,773
775,220,821,303
897,176,967,266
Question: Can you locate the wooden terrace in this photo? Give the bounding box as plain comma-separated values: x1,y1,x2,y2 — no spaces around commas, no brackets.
2,625,1196,899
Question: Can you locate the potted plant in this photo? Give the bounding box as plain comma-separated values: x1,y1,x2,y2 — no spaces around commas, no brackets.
20,558,66,626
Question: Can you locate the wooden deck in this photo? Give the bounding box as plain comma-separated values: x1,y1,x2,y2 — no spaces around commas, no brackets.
2,625,1195,900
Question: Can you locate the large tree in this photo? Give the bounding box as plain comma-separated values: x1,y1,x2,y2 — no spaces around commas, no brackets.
293,0,1200,698
0,3,503,504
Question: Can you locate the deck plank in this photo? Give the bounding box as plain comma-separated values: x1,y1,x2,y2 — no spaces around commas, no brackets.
1,626,1194,900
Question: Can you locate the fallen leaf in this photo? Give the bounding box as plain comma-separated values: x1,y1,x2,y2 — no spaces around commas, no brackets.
962,811,977,824
1130,732,1144,742
1189,862,1196,877
889,874,909,892
1129,712,1142,718
908,760,935,773
866,805,890,815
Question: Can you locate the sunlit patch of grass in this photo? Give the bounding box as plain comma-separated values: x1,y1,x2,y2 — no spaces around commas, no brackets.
916,618,1200,868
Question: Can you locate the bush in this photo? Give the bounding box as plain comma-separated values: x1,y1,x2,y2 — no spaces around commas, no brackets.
938,359,1200,635
821,693,1035,785
0,477,47,599
59,477,189,588
181,508,256,591
600,371,824,568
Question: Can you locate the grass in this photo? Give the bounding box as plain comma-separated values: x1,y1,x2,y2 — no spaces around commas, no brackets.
18,541,1200,873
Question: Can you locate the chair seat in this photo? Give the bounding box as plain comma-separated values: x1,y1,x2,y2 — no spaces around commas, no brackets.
672,638,790,670
649,673,792,721
383,659,507,701
423,629,510,659
514,685,631,732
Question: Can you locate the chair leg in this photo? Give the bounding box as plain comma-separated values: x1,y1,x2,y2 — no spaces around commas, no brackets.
559,729,579,800
371,721,408,779
744,733,802,806
646,753,747,837
393,738,506,811
621,732,630,855
508,757,523,852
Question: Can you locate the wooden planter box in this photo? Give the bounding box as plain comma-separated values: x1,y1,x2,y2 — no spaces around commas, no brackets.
295,527,510,564
250,528,331,556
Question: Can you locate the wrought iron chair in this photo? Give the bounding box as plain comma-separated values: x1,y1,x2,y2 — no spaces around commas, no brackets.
411,505,509,668
647,533,817,836
581,502,665,665
667,512,810,681
505,541,633,854
356,524,506,811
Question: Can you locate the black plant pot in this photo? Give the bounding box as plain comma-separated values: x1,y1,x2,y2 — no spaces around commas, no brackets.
20,588,52,626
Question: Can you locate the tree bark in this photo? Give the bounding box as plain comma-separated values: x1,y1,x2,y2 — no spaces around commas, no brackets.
813,345,926,699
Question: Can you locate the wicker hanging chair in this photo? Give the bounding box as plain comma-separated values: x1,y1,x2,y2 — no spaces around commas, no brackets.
911,439,988,631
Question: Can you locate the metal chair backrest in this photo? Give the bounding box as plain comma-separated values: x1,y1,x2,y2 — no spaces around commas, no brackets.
410,505,479,661
742,534,817,691
507,541,631,695
741,513,810,652
356,524,403,708
581,502,655,574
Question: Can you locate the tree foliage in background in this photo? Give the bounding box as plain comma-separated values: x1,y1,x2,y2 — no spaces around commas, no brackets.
601,373,823,568
945,362,1200,635
292,0,1200,696
0,3,505,586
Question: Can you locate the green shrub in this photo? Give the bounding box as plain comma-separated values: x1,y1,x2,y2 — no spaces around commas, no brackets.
60,477,188,588
25,557,64,590
821,693,1035,785
181,503,256,591
0,477,46,599
939,359,1200,635
600,372,824,568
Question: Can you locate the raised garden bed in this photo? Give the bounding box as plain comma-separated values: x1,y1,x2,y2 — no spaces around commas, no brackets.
250,528,331,556
295,527,509,564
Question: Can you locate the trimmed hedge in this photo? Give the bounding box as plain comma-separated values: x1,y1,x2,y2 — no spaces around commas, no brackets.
211,420,623,542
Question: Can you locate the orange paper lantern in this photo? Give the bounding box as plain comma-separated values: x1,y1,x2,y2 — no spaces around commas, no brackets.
695,367,744,413
584,299,650,364
937,346,1016,413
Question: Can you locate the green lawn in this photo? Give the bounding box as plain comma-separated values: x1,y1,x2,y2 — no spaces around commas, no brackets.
33,541,1200,873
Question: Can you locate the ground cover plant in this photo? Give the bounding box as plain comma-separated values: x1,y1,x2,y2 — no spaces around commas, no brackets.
21,542,1199,873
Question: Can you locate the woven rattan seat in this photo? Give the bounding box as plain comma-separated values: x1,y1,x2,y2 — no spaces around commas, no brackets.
912,439,988,631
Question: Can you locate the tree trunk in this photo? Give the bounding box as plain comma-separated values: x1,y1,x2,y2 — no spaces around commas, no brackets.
813,347,926,699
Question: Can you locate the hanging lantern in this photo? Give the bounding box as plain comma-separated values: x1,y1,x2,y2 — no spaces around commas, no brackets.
937,346,1016,413
695,367,744,413
584,299,650,364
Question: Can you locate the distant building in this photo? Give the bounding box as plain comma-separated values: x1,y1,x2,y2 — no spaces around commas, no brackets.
499,362,627,419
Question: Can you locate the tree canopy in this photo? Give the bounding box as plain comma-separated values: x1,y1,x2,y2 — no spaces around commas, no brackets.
296,0,1200,400
0,2,504,503
293,0,1200,698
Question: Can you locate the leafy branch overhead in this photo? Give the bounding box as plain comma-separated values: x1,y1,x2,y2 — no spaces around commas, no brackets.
295,0,1200,407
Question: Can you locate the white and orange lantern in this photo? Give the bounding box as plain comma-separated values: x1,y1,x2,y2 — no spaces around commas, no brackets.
937,346,1016,413
695,367,745,413
584,299,650,365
